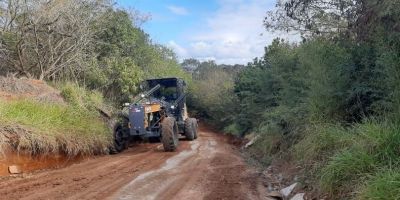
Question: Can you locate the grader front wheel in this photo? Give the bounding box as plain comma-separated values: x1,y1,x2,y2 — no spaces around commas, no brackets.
161,117,179,151
109,119,128,154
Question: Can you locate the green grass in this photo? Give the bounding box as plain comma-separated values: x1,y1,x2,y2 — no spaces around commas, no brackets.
246,118,400,199
354,121,400,166
60,82,111,112
293,124,355,164
0,96,112,156
319,149,377,195
222,116,400,200
300,120,400,198
247,124,285,165
357,169,400,200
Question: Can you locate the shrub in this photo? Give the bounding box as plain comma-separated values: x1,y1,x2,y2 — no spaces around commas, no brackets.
247,124,284,165
60,83,112,113
223,123,241,136
60,83,87,108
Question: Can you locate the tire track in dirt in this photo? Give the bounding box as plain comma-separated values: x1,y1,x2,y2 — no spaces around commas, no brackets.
0,144,183,200
0,127,267,200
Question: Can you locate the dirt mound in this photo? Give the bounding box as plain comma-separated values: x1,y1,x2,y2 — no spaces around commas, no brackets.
0,76,64,104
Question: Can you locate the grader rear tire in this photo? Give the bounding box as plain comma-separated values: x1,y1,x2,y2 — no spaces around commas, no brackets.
185,118,196,141
161,117,179,152
192,119,198,139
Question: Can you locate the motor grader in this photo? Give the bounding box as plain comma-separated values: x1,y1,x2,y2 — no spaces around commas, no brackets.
111,77,198,153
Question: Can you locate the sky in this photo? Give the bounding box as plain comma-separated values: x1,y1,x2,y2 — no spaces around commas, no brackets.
116,0,295,65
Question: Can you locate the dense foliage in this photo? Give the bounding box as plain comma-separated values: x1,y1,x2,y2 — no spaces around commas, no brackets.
190,0,400,198
0,0,188,104
183,59,242,131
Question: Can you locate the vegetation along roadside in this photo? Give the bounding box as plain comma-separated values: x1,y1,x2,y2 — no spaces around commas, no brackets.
1,0,400,199
188,1,400,199
0,1,189,158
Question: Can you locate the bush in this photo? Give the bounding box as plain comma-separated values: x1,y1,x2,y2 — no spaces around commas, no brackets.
60,83,87,108
223,123,241,136
187,61,239,130
60,83,112,113
298,39,352,123
247,124,285,165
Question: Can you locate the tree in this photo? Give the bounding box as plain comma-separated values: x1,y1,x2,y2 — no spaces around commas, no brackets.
0,0,108,80
85,8,188,103
185,59,239,130
181,58,201,73
265,0,358,37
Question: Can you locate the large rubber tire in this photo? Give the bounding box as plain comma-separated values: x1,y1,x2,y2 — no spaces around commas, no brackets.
184,118,196,141
161,117,179,152
109,120,128,154
192,118,198,139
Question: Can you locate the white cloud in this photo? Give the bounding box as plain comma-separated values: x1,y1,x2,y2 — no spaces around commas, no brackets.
173,0,299,64
167,5,189,16
167,40,188,59
190,41,211,53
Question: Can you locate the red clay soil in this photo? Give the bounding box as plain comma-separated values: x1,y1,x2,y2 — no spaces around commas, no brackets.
0,127,268,200
0,151,84,176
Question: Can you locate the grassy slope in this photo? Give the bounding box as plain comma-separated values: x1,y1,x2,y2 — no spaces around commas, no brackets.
0,83,112,156
249,120,400,199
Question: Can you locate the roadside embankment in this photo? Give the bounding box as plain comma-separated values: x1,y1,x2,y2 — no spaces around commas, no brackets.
244,120,400,199
0,77,112,175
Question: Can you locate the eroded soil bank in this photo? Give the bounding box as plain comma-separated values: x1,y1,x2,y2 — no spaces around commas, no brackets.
0,149,85,176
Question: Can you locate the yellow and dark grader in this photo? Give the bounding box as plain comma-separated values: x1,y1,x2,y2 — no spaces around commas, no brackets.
111,78,198,153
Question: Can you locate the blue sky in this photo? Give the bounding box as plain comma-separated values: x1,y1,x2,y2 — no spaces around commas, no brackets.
116,0,294,64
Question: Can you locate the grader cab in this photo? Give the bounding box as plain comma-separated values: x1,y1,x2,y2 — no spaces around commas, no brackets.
111,78,198,153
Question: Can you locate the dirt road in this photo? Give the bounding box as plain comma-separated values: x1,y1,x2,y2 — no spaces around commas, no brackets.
0,127,267,200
